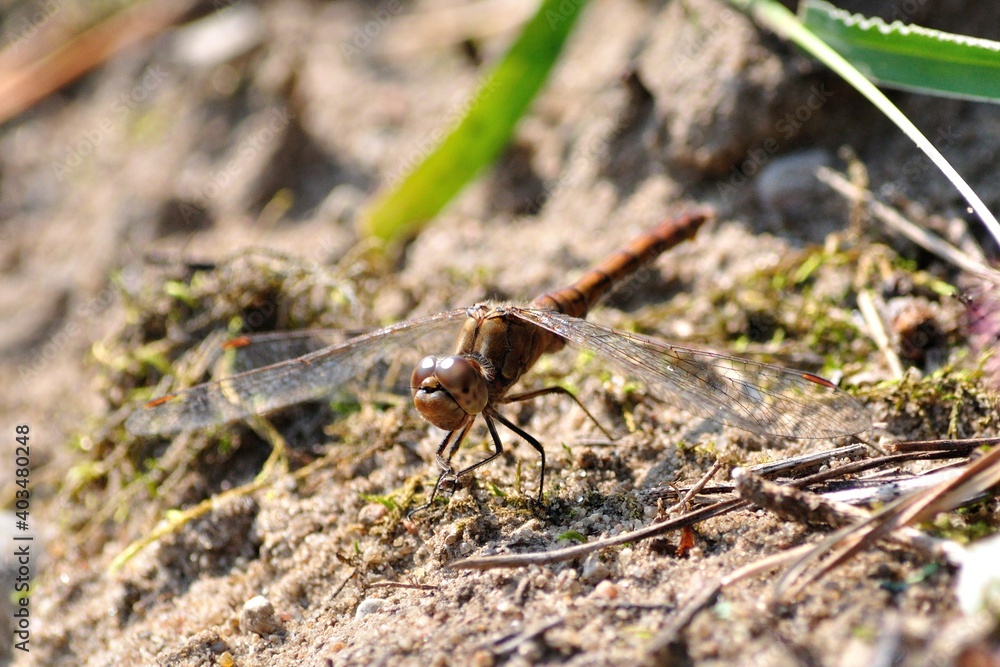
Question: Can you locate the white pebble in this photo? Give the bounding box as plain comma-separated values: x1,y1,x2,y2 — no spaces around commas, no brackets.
240,596,282,636
355,597,386,620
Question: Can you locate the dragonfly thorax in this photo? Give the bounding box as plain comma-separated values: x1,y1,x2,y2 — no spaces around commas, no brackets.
411,355,489,431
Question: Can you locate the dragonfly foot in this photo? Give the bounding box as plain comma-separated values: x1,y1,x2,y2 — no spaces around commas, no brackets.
438,475,460,495
407,470,460,518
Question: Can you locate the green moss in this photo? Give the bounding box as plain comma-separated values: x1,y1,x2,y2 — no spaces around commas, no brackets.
927,499,1000,543
863,366,998,439
557,530,588,543
360,492,403,515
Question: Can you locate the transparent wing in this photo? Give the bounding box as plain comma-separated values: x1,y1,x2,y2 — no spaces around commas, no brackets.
126,309,469,436
511,308,871,439
220,328,370,373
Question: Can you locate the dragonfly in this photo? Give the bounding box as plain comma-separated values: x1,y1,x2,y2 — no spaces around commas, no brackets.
126,211,872,507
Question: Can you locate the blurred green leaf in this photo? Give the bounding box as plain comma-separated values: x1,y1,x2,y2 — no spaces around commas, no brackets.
360,0,589,246
726,0,1000,247
802,0,1000,102
557,529,588,543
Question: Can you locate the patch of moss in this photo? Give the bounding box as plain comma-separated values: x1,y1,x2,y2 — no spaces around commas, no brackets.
863,366,999,439
926,498,1000,543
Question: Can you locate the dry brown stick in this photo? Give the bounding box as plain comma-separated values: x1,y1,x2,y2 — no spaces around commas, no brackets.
449,498,748,570
787,448,977,488
818,167,1000,285
648,444,869,502
330,567,359,601
643,463,970,662
0,0,199,125
367,581,439,591
661,460,723,515
491,617,565,655
748,443,870,478
857,289,905,380
777,444,1000,600
453,440,986,571
891,436,1000,453
651,444,971,501
732,468,961,564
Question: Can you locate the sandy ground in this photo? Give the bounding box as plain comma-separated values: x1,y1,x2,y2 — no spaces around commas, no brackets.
1,0,999,665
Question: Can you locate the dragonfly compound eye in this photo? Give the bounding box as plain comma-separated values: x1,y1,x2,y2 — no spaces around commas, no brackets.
411,355,439,388
434,356,488,414
411,355,488,431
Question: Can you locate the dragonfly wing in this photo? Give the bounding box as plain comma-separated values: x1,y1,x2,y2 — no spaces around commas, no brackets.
511,308,871,439
221,328,371,373
126,308,469,436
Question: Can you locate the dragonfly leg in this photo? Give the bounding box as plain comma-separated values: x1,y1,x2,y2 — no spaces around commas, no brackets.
409,418,474,516
450,412,506,483
436,417,475,476
503,386,614,441
482,408,547,503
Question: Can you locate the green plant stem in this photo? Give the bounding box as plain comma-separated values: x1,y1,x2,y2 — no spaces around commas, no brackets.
726,0,1000,247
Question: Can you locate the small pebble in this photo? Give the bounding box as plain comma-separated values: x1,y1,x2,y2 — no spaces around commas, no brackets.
581,555,610,583
358,502,388,526
594,580,619,600
170,4,265,68
443,524,463,545
355,597,386,620
471,648,496,667
240,596,282,636
755,148,832,217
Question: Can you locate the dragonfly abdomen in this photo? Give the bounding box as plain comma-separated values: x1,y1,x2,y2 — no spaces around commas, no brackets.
531,211,710,319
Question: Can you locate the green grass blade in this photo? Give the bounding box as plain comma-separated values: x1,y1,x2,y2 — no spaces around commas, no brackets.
725,0,1000,248
360,0,589,246
802,0,1000,103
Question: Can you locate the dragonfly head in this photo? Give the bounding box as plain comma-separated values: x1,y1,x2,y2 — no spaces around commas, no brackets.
411,355,488,431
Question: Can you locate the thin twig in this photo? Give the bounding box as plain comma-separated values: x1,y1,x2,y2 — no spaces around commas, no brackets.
367,581,439,591
732,468,961,564
747,443,871,478
788,449,977,488
662,460,723,515
817,465,966,506
776,444,1000,600
452,438,989,571
648,444,870,502
491,617,564,655
644,456,974,663
891,436,1000,453
0,0,199,124
330,568,359,601
818,168,1000,285
857,289,905,380
449,498,747,570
